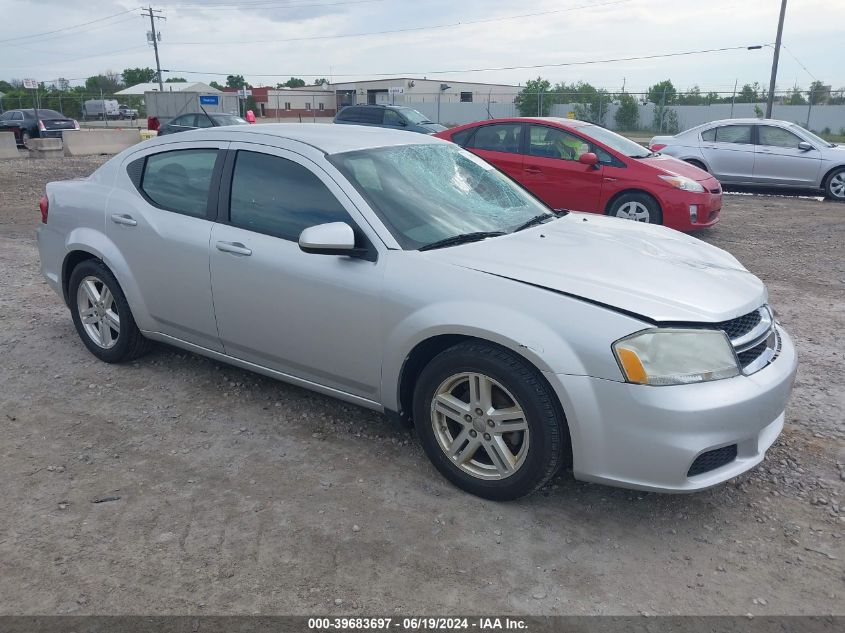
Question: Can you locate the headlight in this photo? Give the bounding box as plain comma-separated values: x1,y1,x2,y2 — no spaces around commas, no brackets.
658,174,705,193
613,328,740,386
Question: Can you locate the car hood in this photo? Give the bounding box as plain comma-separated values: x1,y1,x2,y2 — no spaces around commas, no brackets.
419,122,447,132
637,153,714,181
428,213,766,322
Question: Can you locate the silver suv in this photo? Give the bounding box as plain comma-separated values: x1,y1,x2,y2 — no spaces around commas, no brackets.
36,124,796,499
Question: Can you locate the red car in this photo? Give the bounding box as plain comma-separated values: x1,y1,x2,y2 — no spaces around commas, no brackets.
435,118,722,231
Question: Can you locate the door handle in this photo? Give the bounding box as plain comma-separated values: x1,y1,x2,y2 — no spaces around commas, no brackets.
110,213,137,227
216,241,252,256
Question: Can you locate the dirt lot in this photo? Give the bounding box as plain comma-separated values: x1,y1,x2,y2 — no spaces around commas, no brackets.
0,156,842,616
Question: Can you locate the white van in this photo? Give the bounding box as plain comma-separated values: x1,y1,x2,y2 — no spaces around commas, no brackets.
82,99,120,120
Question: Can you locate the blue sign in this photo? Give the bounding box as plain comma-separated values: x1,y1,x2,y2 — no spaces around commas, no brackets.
199,95,220,106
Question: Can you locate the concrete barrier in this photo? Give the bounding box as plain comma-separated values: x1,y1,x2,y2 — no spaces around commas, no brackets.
28,138,63,159
62,129,141,157
0,131,20,159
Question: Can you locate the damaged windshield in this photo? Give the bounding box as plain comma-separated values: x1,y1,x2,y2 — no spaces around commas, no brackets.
329,143,551,250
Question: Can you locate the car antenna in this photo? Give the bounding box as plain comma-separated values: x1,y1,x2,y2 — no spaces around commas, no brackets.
199,104,217,127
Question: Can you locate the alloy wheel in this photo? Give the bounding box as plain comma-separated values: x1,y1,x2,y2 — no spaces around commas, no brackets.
430,372,530,480
615,201,650,221
76,275,120,349
829,172,845,199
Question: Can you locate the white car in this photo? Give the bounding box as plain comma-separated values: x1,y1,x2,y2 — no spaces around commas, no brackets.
650,118,845,200
36,124,797,500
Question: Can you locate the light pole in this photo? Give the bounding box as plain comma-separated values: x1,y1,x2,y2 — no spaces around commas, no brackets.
437,83,450,124
766,0,788,118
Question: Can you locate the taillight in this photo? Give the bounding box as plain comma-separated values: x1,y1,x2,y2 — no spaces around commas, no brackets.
38,120,46,131
650,143,667,152
39,195,48,224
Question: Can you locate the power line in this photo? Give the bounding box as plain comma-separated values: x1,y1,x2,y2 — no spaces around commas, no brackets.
779,43,818,82
166,0,385,11
0,7,140,45
165,44,768,79
168,0,631,46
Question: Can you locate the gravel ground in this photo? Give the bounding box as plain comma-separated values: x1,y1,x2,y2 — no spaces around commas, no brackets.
0,155,842,616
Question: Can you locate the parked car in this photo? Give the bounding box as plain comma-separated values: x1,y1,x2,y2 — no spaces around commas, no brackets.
334,104,447,134
82,99,120,120
650,118,845,201
436,118,722,231
118,104,138,120
36,125,796,500
0,108,79,146
156,112,248,136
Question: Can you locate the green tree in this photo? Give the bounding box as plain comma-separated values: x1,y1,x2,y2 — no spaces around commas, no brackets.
514,77,551,116
646,79,677,105
312,77,329,86
225,74,247,89
209,80,224,90
122,67,156,86
677,86,706,105
165,77,188,83
614,91,640,130
281,77,306,88
85,71,123,94
808,80,829,105
786,86,807,105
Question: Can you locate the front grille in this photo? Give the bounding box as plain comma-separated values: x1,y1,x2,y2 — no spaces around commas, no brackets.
688,444,737,477
711,309,762,340
737,338,768,366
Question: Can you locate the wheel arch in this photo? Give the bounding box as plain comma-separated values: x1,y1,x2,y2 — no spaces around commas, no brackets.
395,333,574,465
604,188,662,215
821,164,845,191
61,250,100,305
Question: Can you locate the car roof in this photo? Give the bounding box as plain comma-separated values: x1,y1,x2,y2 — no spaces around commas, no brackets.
152,123,444,155
344,104,405,110
455,117,593,129
698,118,795,126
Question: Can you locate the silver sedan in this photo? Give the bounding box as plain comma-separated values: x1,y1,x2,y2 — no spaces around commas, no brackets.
36,124,797,499
650,118,845,200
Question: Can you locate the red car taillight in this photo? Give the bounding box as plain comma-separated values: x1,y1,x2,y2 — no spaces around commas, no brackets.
650,143,667,152
39,195,48,224
38,120,46,132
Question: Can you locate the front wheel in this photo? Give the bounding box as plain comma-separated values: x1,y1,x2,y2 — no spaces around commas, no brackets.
69,259,151,363
413,341,567,500
825,167,845,202
607,192,663,224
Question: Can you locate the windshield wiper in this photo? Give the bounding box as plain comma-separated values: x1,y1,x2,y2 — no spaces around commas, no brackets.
418,231,506,251
512,212,557,233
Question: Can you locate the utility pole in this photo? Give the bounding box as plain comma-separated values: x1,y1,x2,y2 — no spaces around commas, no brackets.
766,0,787,118
143,7,165,91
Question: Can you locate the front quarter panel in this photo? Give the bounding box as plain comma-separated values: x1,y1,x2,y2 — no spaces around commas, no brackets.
379,252,649,413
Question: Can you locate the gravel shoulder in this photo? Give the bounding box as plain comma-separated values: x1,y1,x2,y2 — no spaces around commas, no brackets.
0,156,842,615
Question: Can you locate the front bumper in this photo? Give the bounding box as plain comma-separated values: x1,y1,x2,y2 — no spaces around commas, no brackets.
660,178,723,231
546,324,797,492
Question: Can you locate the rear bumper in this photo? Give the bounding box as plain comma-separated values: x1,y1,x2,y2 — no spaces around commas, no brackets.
546,324,797,492
659,180,723,231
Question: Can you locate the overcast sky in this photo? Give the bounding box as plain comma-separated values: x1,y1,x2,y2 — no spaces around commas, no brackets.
2,0,843,94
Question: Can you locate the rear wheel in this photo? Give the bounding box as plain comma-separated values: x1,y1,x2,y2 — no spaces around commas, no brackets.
413,341,566,500
607,192,663,225
824,167,845,201
69,259,151,363
20,130,31,147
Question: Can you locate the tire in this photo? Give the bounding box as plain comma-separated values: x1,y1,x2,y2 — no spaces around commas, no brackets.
413,341,567,500
606,192,663,225
20,130,31,147
69,259,151,363
824,167,845,202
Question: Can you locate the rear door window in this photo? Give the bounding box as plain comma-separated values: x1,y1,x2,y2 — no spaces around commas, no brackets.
469,123,522,154
141,149,218,218
711,125,753,144
228,151,353,242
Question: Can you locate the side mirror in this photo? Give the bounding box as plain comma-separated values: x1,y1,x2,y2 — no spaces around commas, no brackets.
797,141,813,151
578,152,599,167
299,222,362,257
